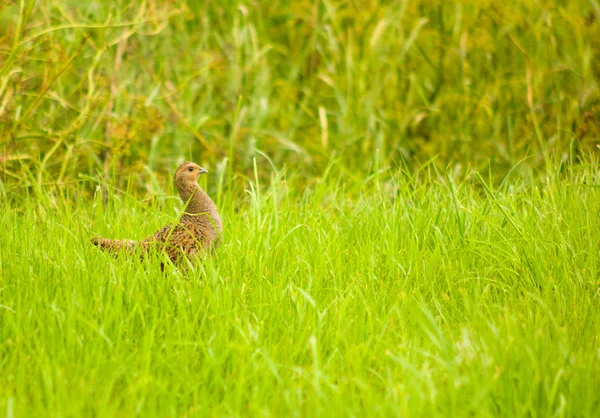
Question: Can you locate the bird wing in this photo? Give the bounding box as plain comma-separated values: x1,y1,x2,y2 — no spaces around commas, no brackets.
92,223,209,263
142,222,208,261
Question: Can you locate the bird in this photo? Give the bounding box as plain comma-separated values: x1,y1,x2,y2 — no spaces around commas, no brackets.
91,161,222,264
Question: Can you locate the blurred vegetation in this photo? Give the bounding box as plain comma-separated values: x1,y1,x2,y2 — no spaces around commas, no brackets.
1,0,599,193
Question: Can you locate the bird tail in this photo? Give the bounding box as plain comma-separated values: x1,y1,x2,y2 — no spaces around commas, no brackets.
91,237,137,254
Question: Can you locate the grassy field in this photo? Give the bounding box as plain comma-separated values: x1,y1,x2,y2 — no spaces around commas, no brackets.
1,0,600,416
1,163,599,416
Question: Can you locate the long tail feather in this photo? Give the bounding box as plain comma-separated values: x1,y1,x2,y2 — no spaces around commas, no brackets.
91,237,137,253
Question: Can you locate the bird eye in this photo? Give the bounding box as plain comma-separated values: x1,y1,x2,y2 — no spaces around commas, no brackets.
188,167,193,172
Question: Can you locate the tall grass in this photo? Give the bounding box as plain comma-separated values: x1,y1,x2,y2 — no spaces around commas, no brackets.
1,163,599,416
1,1,599,190
1,1,600,416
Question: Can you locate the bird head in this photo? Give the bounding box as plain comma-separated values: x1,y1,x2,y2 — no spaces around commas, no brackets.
175,161,208,185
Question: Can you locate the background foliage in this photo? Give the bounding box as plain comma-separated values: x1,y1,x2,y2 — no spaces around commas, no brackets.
1,0,599,193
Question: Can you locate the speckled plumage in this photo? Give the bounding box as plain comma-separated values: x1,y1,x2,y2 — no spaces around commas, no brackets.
91,162,222,263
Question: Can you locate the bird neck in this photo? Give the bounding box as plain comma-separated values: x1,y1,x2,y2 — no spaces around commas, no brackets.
177,182,222,229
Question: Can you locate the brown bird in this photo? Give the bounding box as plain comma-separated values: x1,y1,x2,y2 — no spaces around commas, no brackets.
92,161,222,264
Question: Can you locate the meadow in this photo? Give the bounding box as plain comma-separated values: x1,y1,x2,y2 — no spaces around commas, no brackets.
1,163,600,416
1,0,600,417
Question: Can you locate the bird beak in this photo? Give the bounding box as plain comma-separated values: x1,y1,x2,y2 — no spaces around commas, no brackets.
198,167,208,175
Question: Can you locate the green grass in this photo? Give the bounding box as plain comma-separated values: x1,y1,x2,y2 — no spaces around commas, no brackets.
1,163,599,417
1,1,600,416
